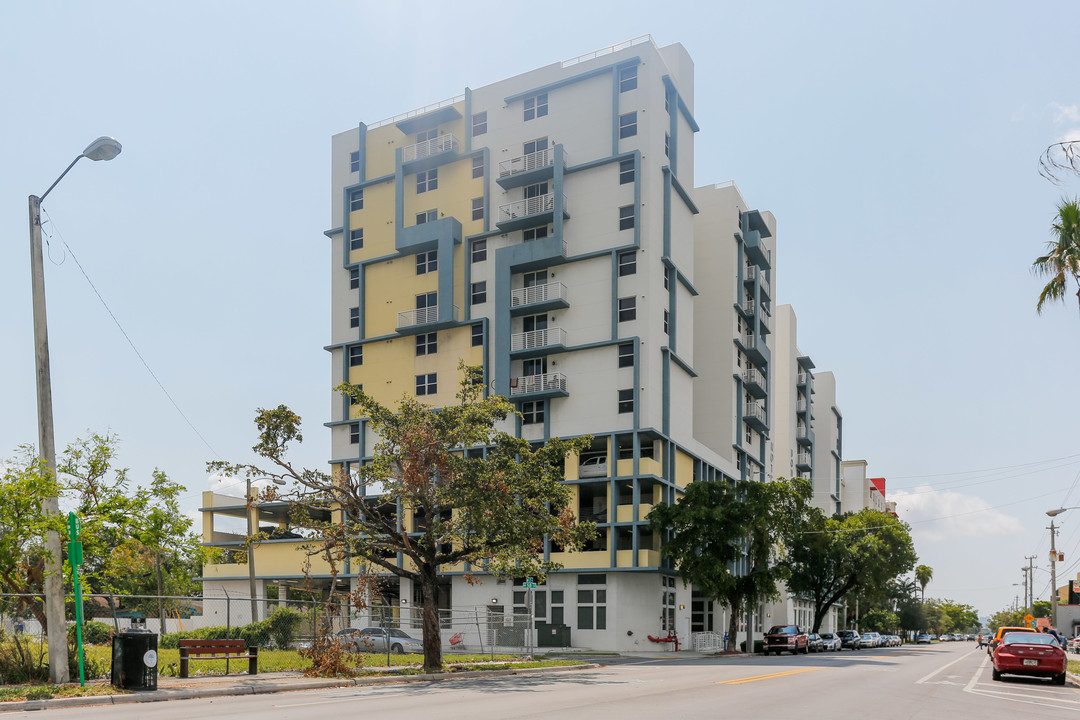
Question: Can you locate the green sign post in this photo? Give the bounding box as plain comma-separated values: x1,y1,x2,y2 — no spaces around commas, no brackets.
67,512,86,687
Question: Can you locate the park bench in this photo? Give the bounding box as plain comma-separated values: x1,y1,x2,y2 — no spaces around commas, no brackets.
178,638,258,678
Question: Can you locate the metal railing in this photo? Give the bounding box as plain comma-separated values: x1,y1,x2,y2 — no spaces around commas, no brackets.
510,327,566,352
797,398,809,412
509,372,567,396
744,402,766,424
692,631,725,652
797,452,813,466
511,281,568,307
742,367,765,388
402,133,459,163
741,299,755,315
367,95,466,130
561,35,653,68
797,371,807,385
797,423,809,438
397,305,460,329
499,148,555,177
499,193,564,223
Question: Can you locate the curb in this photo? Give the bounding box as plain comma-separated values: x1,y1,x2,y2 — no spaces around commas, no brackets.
0,663,599,713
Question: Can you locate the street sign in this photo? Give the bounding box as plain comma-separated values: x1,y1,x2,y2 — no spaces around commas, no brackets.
523,577,536,589
1024,613,1035,628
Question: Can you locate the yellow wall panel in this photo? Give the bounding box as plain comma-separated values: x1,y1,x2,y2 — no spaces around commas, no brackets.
364,257,438,337
364,124,400,179
348,180,396,263
675,450,694,488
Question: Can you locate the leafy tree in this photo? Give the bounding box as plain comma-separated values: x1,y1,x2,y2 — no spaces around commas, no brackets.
924,602,950,636
783,508,917,633
929,598,979,633
989,607,1025,633
649,477,811,651
1034,600,1051,618
210,366,594,673
915,564,933,602
860,608,899,634
1033,198,1080,315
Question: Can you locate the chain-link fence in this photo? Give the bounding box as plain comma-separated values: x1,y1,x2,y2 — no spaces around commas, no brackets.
0,594,534,657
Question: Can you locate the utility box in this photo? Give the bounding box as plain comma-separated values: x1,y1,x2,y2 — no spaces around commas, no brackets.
111,628,158,691
536,622,571,648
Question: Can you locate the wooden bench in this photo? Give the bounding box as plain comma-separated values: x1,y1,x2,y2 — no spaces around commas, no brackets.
178,639,258,678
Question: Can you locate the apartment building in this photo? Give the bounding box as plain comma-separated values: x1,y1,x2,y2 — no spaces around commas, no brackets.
199,37,859,650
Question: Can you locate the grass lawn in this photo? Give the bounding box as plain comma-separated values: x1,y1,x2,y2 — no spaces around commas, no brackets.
1068,658,1080,675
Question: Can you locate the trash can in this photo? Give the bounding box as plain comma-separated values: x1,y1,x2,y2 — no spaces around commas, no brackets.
111,627,158,690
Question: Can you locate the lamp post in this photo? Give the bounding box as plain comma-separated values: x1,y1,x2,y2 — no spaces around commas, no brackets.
247,477,286,624
1045,507,1079,630
29,136,122,684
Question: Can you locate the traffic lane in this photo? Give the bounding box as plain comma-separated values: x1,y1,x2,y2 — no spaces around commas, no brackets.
965,647,1079,713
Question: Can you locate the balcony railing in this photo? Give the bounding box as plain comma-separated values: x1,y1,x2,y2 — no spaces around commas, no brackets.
499,148,554,178
511,281,568,308
510,327,566,352
509,372,567,396
745,265,771,297
797,398,809,412
796,424,809,438
397,305,460,329
498,193,563,223
744,402,766,424
742,299,755,315
743,367,766,389
797,371,807,385
402,133,459,163
797,452,812,467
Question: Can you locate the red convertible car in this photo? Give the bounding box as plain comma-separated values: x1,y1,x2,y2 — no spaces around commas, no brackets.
992,631,1067,685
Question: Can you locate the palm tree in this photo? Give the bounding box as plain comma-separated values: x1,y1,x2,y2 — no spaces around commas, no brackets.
1033,198,1080,315
915,565,933,603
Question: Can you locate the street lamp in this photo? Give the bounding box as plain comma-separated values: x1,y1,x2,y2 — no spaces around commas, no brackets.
247,477,286,624
29,136,122,684
1044,507,1079,631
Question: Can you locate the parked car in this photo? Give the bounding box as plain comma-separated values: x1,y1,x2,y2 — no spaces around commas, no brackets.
838,630,862,650
348,627,424,654
819,633,843,651
806,633,825,653
861,632,882,648
916,633,932,644
988,626,1037,656
764,625,809,655
992,631,1067,685
578,456,608,478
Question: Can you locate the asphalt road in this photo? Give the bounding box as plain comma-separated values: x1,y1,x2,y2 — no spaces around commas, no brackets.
7,643,1077,719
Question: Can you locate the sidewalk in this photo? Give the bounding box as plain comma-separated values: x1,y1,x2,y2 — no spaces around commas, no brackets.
0,662,600,713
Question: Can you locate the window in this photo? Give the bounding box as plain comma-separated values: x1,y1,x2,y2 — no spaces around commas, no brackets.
524,93,548,121
523,314,547,332
416,291,437,310
619,112,637,139
416,250,437,275
416,332,437,356
349,423,360,444
523,270,547,287
577,576,607,630
662,576,676,631
664,310,669,334
523,226,549,241
416,373,437,396
524,181,549,200
664,133,670,157
618,389,634,414
349,267,359,290
472,156,484,179
665,93,670,114
472,239,487,263
619,66,638,93
746,426,753,443
416,128,438,143
664,271,670,290
618,297,636,322
350,189,364,212
349,345,363,367
619,205,635,231
471,324,483,347
619,158,635,185
521,400,544,424
349,307,360,328
472,111,487,136
471,281,487,304
523,137,548,155
349,228,364,251
472,197,484,221
416,209,437,225
523,358,547,377
618,250,636,276
618,343,634,368
416,168,438,193
349,151,360,173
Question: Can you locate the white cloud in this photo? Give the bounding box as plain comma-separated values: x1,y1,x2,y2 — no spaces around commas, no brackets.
892,484,1024,543
1050,102,1080,125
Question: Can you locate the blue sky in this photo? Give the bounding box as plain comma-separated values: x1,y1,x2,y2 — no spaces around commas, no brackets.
1,1,1078,620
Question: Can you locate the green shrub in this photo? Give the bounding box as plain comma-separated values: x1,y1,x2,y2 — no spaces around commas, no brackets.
70,621,114,645
266,608,303,650
739,640,764,653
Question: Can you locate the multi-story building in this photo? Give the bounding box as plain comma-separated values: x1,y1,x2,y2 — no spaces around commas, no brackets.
199,36,859,650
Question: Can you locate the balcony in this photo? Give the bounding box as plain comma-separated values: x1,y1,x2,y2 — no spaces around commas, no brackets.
401,133,459,168
510,327,567,358
797,398,809,414
510,281,569,316
744,401,767,431
796,424,814,447
797,371,808,387
396,305,460,333
496,193,568,232
496,148,561,189
742,367,766,398
796,452,813,471
744,265,771,300
737,298,756,317
509,372,568,399
737,330,768,366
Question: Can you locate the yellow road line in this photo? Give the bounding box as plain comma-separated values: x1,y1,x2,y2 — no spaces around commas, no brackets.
715,667,823,685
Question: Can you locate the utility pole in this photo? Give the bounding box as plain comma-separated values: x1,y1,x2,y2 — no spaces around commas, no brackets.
1021,566,1029,619
1049,520,1059,629
1025,555,1036,615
